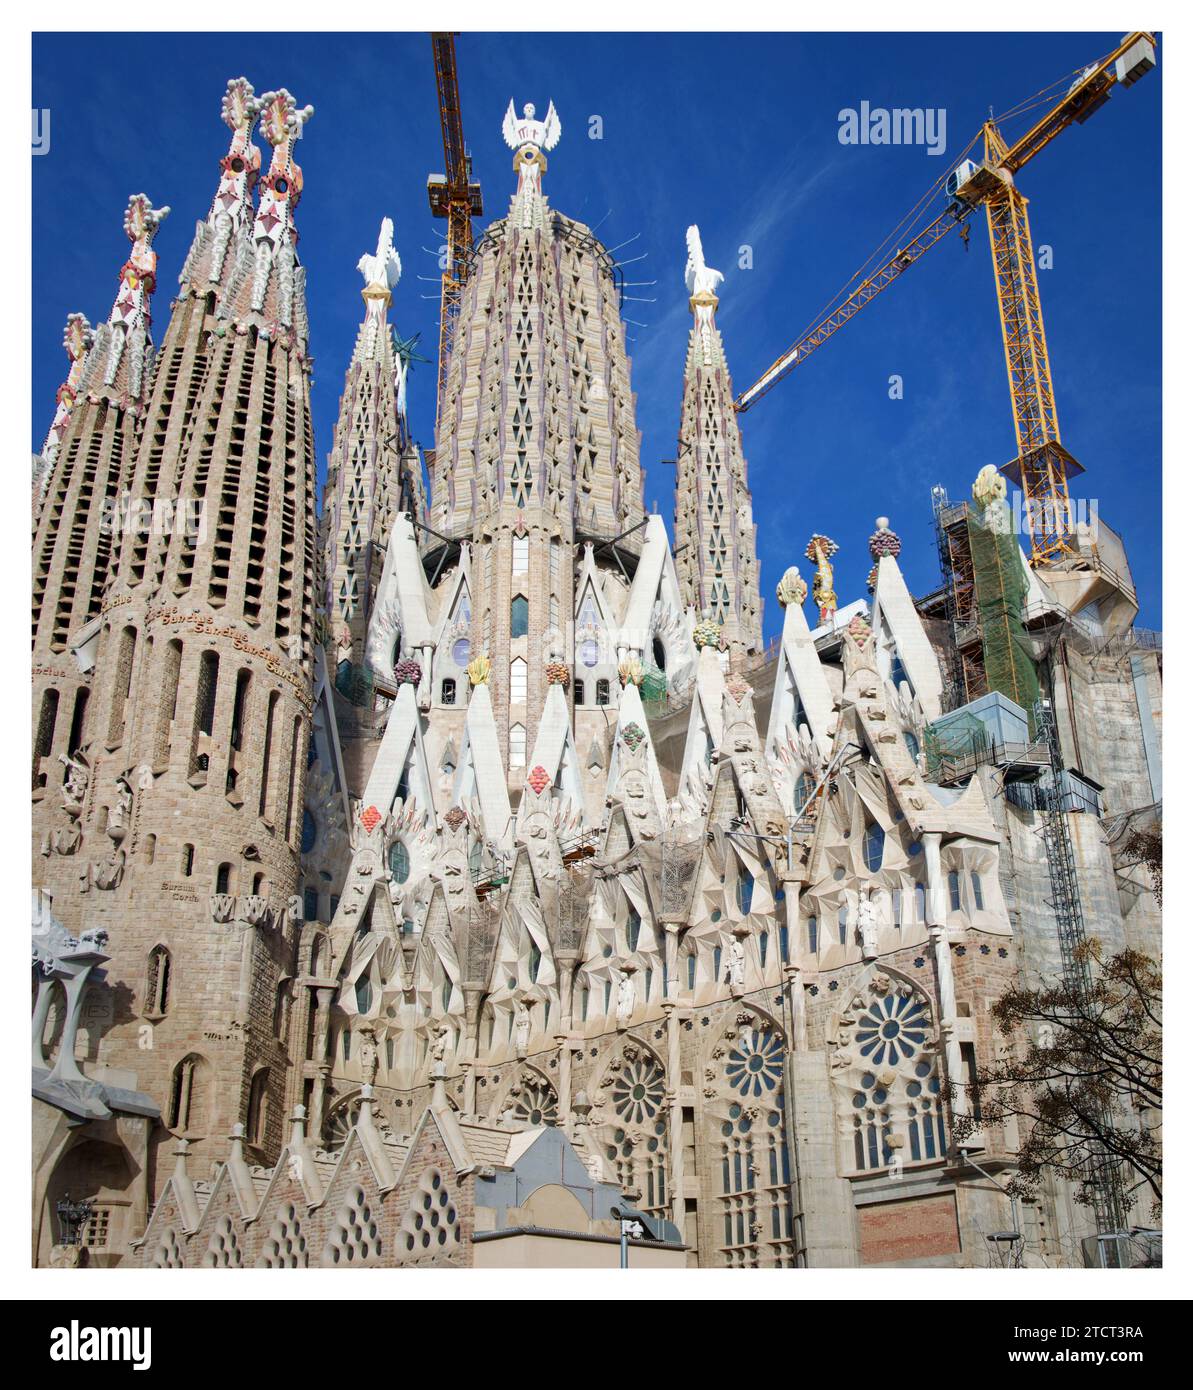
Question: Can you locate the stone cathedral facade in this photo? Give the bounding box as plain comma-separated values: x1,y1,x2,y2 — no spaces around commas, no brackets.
32,78,1161,1271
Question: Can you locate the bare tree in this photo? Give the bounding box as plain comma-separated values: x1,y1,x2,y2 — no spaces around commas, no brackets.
952,940,1161,1221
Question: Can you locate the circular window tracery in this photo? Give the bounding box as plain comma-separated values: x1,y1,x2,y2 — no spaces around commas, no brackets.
726,1026,784,1097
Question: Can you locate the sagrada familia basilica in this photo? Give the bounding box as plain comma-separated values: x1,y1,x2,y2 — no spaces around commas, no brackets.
31,77,1161,1270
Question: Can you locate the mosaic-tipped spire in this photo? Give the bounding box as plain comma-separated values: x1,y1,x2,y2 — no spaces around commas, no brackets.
39,313,93,469
805,534,839,625
209,77,262,232
868,515,902,562
253,89,314,252
101,194,169,394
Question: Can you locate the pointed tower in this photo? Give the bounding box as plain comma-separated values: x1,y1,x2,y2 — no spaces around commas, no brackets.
673,225,763,662
32,83,320,1171
32,193,169,824
33,312,93,516
321,218,424,684
420,98,646,801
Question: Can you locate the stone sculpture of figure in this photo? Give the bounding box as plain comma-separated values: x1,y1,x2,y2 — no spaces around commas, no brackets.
727,937,746,987
502,99,562,156
358,1026,378,1084
429,1023,450,1067
514,1000,531,1055
857,892,879,960
58,752,89,811
616,972,635,1025
108,776,133,839
502,99,561,204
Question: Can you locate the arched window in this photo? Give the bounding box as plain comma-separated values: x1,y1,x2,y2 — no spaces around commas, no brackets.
862,821,885,872
710,1015,794,1267
686,951,697,991
915,883,926,922
181,844,195,877
189,648,218,774
529,941,542,982
168,1054,209,1133
509,723,526,769
713,945,723,982
598,1045,669,1219
840,980,946,1174
355,974,372,1014
736,872,754,915
301,808,317,855
215,863,232,895
510,657,527,703
146,945,171,1018
903,730,920,762
33,688,59,790
891,888,903,925
247,1068,271,1147
230,669,251,751
807,916,818,954
273,979,290,1040
595,679,610,707
626,909,641,952
108,626,137,745
837,904,848,946
440,678,456,706
510,596,529,639
948,870,962,911
303,887,318,922
389,840,410,884
759,931,769,968
970,870,984,911
580,984,590,1021
793,771,816,813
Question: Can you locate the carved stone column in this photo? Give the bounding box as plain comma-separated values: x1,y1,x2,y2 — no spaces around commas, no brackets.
922,831,967,1117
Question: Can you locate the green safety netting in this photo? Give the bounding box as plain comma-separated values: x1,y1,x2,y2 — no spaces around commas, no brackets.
967,500,1039,730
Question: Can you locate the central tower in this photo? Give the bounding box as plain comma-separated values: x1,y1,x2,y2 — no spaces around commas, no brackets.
427,102,645,778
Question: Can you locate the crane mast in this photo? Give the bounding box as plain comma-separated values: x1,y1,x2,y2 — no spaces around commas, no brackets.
734,32,1156,567
428,32,483,436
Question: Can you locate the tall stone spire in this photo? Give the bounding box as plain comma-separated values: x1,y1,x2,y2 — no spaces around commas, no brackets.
32,312,93,513
673,225,763,661
32,81,321,1166
32,194,169,730
322,218,424,679
415,99,646,799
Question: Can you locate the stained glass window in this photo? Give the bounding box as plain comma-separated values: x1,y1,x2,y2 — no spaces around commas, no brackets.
389,840,410,884
863,821,885,872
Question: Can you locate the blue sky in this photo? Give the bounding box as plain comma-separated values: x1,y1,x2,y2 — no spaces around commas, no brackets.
32,31,1162,636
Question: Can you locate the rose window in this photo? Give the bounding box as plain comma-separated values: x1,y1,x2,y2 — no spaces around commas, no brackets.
726,1026,784,1098
855,992,929,1067
511,1078,558,1127
612,1054,666,1125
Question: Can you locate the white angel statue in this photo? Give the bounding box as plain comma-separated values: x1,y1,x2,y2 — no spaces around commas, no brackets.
502,100,561,154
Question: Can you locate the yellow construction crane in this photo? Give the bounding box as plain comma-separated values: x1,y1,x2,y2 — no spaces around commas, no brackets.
734,32,1157,567
428,32,483,434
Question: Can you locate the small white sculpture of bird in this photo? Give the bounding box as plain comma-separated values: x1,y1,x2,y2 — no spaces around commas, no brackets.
357,217,402,293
